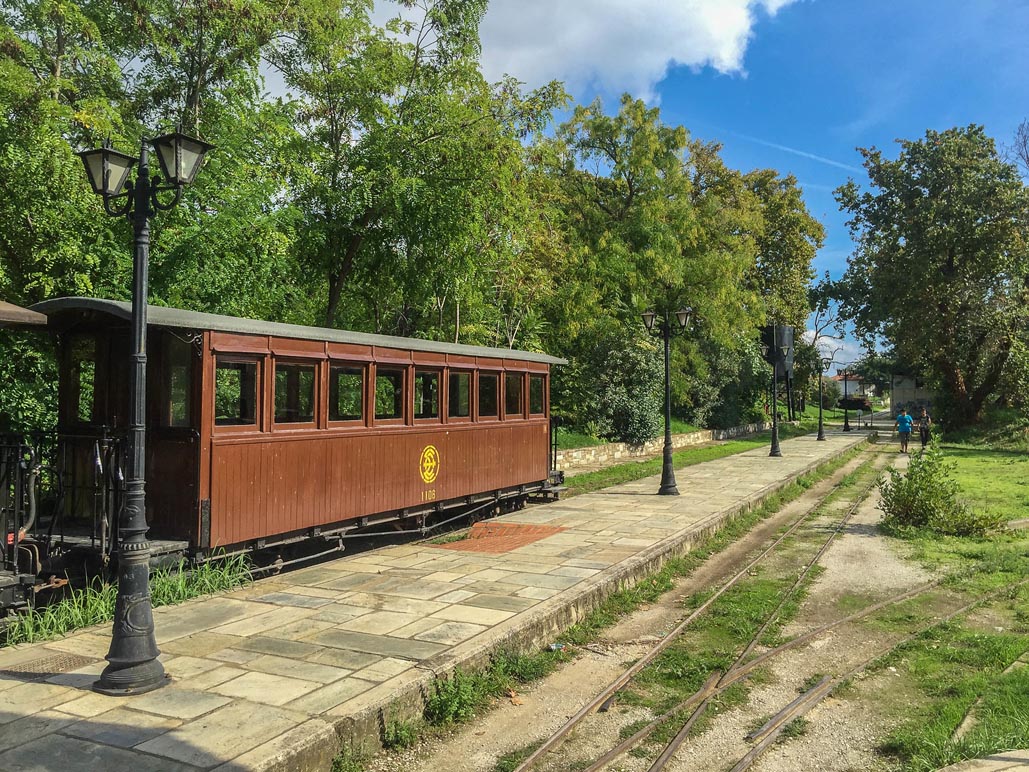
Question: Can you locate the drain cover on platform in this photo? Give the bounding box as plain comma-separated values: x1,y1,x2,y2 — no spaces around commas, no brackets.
0,652,99,682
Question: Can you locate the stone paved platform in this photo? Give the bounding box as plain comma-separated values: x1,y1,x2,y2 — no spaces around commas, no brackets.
0,432,868,771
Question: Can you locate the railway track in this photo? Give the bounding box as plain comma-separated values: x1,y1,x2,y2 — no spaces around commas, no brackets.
514,450,895,772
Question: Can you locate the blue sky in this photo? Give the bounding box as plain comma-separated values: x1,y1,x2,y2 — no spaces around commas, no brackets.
473,0,1029,364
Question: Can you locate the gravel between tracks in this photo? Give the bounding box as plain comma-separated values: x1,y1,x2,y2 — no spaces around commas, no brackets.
365,448,926,772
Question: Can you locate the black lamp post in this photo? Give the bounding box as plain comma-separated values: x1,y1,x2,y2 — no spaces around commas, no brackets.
642,308,692,495
841,368,853,432
817,356,832,441
77,127,213,695
760,328,791,458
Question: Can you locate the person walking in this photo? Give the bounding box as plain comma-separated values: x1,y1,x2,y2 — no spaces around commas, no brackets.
895,408,913,453
918,407,932,449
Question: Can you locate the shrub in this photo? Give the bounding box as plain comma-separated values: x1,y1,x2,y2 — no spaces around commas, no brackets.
878,440,1003,536
424,669,481,725
381,719,418,750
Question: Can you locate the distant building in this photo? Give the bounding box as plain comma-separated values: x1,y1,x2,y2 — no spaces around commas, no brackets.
890,374,933,415
831,373,877,398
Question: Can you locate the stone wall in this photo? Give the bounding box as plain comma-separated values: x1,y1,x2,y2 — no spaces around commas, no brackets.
555,422,769,472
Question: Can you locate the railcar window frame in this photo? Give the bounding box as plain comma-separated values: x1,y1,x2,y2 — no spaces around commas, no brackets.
67,334,98,426
413,368,441,423
327,362,366,426
447,369,472,423
161,333,194,428
504,372,524,420
272,359,319,428
529,374,547,416
213,355,261,431
373,365,406,424
477,370,499,421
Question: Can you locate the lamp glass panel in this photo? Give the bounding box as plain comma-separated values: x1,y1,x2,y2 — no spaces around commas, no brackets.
152,131,213,185
675,308,691,329
154,139,179,184
641,311,656,331
177,137,209,183
105,153,135,196
79,151,106,194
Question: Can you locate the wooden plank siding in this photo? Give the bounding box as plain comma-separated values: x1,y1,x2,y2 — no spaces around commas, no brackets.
201,330,552,550
207,422,548,548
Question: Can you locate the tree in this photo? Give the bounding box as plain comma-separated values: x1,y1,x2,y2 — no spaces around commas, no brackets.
744,169,823,329
835,126,1029,426
270,0,563,331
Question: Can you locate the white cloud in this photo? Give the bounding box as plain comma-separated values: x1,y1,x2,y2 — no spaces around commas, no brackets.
803,329,865,372
477,0,800,99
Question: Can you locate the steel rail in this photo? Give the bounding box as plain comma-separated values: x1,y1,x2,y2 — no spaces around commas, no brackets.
644,468,882,771
512,450,877,772
727,576,1029,772
579,575,941,772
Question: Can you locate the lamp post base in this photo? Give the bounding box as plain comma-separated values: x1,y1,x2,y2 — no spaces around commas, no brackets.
94,658,166,696
658,481,681,496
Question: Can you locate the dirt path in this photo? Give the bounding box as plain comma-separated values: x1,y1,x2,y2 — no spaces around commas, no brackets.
366,448,903,772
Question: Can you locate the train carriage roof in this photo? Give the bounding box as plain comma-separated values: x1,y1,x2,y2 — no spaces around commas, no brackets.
30,297,567,365
0,301,48,328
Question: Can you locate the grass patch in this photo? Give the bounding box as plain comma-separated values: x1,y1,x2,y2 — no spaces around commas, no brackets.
331,746,366,772
564,424,830,498
424,649,570,727
427,529,469,545
943,445,1029,524
941,407,1029,452
877,616,1029,771
2,554,251,647
382,718,419,750
493,742,543,772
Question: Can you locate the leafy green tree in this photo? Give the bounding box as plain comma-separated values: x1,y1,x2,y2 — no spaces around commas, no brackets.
269,0,563,331
835,126,1029,425
744,169,823,329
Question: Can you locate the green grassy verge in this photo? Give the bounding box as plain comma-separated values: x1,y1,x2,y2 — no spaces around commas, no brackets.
941,407,1029,452
2,554,251,647
555,419,703,451
564,423,824,497
870,430,1029,769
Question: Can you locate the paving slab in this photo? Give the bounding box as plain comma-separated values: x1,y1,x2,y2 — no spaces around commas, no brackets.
0,432,867,770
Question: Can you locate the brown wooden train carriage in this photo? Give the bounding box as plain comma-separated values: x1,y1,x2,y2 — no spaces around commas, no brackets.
31,297,564,556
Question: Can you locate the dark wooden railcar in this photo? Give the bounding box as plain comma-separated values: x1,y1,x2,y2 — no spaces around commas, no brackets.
32,298,564,555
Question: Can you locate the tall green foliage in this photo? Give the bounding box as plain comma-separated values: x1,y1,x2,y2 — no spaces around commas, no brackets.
836,126,1029,426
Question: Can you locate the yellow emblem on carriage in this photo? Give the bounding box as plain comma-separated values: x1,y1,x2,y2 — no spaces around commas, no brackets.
419,444,440,484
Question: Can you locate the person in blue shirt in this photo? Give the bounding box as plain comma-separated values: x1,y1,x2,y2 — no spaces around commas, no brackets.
895,408,914,453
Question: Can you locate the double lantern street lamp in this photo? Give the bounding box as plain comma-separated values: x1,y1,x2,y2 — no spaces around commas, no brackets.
77,127,213,696
817,356,833,442
642,308,693,495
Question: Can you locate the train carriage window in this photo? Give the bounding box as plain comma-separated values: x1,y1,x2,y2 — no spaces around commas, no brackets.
448,370,471,418
163,334,192,427
414,370,440,419
505,372,523,418
478,372,498,419
375,367,405,420
274,362,316,424
529,375,546,415
329,365,364,422
70,337,96,424
215,359,257,426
